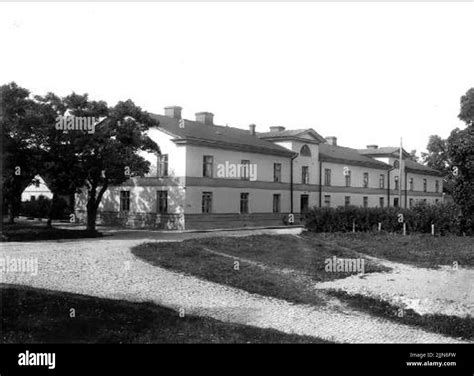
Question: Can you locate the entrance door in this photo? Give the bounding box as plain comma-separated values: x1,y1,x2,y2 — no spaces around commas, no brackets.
300,194,309,214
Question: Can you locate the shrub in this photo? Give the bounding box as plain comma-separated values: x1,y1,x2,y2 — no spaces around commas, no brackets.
20,197,71,220
305,202,464,235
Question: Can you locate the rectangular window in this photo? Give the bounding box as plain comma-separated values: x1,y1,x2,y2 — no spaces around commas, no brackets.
379,174,384,189
363,196,368,208
379,197,384,208
409,177,414,191
30,195,36,201
203,156,213,178
394,176,399,191
202,192,213,213
363,173,369,188
435,180,439,193
157,154,168,177
302,166,309,184
273,194,281,213
240,193,249,214
120,191,130,212
435,198,439,204
273,163,282,182
324,195,331,208
157,190,168,213
394,197,399,208
345,170,351,187
324,169,331,186
241,160,250,181
423,178,427,192
344,196,351,207
409,198,414,208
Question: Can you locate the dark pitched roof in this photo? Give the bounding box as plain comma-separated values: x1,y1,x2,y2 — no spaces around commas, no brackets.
404,159,444,176
319,143,390,169
149,114,296,157
258,128,326,144
358,147,443,176
358,147,411,158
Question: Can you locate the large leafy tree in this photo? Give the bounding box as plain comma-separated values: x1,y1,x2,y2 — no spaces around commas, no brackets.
447,88,474,233
2,84,161,232
34,92,108,227
458,88,474,126
47,94,161,231
421,135,450,175
0,82,46,223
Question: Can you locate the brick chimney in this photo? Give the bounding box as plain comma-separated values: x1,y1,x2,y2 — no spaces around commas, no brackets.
269,126,285,132
195,112,214,125
366,144,378,150
164,106,182,119
325,136,337,146
249,124,256,135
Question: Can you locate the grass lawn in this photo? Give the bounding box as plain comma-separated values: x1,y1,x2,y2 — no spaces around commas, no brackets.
132,234,389,309
1,221,102,242
307,232,474,268
1,285,327,343
178,234,389,279
133,233,472,340
326,290,474,341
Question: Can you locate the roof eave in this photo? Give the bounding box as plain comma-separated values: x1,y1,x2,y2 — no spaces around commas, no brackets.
319,155,391,169
173,137,296,157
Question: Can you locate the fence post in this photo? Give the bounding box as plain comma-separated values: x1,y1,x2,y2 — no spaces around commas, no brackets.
403,222,406,236
378,222,381,232
352,221,355,233
431,223,435,236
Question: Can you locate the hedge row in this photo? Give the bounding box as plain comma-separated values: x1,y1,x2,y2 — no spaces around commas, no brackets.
304,203,466,235
20,197,72,220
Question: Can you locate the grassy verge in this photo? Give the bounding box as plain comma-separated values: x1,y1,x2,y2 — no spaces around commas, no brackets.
326,290,473,341
1,222,102,242
133,241,327,308
306,232,474,268
1,285,327,343
132,235,388,309
155,234,389,281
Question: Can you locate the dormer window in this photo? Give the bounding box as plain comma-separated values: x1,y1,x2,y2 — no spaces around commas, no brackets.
300,145,311,157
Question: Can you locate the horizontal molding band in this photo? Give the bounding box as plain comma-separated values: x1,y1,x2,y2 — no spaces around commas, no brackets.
101,177,443,196
185,177,291,189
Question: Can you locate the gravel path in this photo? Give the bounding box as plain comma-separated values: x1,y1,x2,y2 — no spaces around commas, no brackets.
0,231,469,343
314,248,474,318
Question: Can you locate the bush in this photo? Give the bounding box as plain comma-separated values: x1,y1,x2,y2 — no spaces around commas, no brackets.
20,197,71,220
305,202,464,235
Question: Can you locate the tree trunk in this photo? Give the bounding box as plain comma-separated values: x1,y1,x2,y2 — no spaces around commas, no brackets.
46,192,58,228
86,204,97,232
8,203,15,223
85,182,108,233
8,193,21,223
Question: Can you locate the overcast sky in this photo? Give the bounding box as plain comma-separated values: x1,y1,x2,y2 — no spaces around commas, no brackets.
1,2,473,154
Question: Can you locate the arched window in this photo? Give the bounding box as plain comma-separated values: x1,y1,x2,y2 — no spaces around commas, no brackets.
300,145,311,157
393,160,400,169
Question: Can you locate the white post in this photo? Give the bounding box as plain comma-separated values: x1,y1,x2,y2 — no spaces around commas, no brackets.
431,223,435,236
352,221,355,233
403,222,406,236
378,222,381,232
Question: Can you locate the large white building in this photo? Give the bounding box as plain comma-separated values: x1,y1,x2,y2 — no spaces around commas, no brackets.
75,106,444,230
